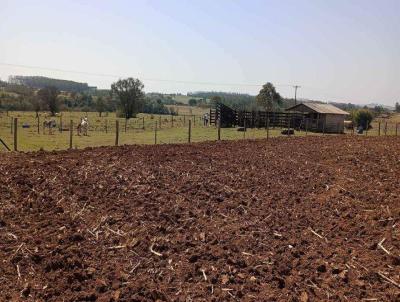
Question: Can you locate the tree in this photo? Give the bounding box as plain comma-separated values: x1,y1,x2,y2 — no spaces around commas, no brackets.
29,95,42,118
96,96,106,117
352,109,374,129
38,86,60,116
373,105,384,115
111,78,145,119
188,98,198,106
211,95,222,103
256,82,282,111
395,102,400,113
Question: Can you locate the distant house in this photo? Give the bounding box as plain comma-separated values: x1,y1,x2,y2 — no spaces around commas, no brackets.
286,103,350,133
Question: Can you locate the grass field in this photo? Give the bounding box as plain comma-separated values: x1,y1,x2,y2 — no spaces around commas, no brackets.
0,110,312,152
165,105,208,115
3,111,399,152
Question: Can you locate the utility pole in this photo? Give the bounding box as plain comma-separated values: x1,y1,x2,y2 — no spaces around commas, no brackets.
293,85,301,105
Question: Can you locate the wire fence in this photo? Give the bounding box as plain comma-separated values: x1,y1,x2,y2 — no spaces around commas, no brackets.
0,111,399,152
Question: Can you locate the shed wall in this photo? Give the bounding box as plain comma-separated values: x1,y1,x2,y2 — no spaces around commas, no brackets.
324,114,345,133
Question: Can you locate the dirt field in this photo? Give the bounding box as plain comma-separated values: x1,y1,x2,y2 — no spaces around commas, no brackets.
0,136,399,301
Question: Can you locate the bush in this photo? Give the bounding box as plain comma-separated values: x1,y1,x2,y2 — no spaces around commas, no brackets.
188,98,197,106
352,109,374,129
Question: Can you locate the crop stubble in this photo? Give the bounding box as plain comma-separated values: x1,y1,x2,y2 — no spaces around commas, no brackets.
0,136,399,301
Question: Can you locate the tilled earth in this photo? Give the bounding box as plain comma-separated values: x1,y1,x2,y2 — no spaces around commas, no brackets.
0,136,399,301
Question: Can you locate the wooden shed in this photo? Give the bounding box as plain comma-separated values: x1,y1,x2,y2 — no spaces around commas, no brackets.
286,103,349,133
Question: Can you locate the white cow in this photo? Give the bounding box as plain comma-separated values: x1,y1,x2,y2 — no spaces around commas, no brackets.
77,117,89,136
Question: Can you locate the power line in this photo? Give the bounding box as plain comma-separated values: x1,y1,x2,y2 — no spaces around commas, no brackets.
0,62,293,88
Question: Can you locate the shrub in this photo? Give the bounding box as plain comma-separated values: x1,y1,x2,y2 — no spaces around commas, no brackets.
352,109,374,129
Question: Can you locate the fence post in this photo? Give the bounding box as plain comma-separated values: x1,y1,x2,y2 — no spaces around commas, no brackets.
125,118,128,133
378,122,381,136
37,115,40,134
243,117,246,139
142,117,145,130
305,119,308,136
154,121,157,145
217,119,221,141
264,112,267,129
10,117,13,134
69,120,73,149
13,118,18,151
115,120,119,146
188,119,192,143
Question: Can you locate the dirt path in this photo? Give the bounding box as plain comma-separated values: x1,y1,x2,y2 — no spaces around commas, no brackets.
0,136,399,301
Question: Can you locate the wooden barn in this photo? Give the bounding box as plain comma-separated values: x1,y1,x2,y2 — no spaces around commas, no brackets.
286,103,349,133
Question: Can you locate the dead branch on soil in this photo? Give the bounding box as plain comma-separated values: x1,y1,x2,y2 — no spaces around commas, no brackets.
377,238,391,255
309,227,328,242
129,261,141,274
200,269,207,281
12,243,24,258
16,264,21,280
377,271,400,289
108,245,126,250
106,226,125,237
149,243,163,257
7,232,18,240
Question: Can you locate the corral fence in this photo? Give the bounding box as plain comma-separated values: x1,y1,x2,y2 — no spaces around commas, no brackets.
210,102,343,132
1,110,400,152
0,112,210,151
0,113,205,133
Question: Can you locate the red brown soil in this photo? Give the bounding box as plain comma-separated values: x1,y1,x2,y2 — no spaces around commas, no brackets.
0,136,399,301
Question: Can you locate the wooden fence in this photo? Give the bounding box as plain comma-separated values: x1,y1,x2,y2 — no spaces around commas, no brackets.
210,103,306,129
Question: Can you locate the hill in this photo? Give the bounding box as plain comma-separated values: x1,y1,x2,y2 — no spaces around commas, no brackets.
8,76,94,93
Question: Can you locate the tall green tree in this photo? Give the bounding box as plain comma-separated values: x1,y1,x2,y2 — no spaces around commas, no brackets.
352,109,374,129
256,82,282,111
96,96,106,117
111,78,144,119
38,86,60,116
29,94,42,118
211,95,223,103
188,98,198,106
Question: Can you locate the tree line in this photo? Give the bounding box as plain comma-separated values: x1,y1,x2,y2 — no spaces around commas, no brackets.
1,76,398,127
8,76,92,93
0,78,178,117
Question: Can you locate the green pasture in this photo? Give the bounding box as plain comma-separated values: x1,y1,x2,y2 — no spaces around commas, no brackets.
0,110,322,152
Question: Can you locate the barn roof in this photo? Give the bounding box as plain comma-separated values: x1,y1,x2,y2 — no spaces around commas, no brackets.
286,103,350,115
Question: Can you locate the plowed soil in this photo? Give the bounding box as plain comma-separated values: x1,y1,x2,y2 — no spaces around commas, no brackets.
0,136,399,301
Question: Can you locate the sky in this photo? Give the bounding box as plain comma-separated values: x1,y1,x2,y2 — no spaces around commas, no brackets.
0,0,399,105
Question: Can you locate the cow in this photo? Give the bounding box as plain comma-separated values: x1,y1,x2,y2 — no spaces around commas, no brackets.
77,117,89,136
43,119,56,134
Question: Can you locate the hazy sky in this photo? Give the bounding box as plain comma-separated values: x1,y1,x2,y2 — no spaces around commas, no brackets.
1,0,399,105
